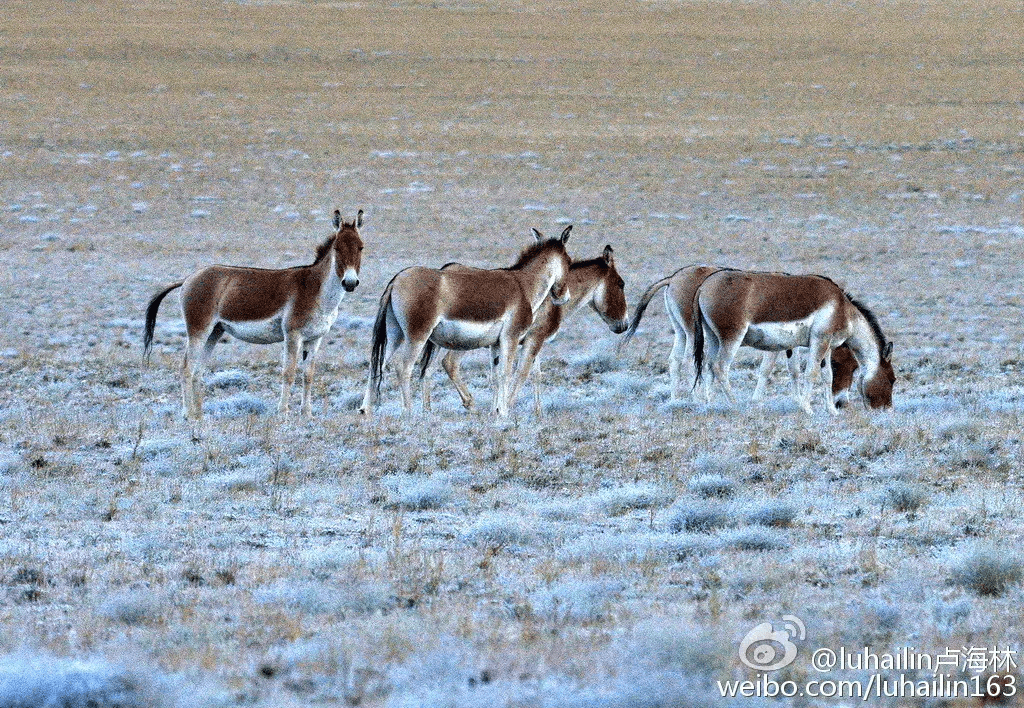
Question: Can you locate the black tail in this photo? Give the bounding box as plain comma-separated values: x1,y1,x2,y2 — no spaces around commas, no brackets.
692,298,706,390
419,341,436,380
143,282,184,362
618,274,673,352
367,282,393,402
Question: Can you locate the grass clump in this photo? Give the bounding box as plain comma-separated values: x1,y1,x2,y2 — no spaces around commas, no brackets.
380,474,453,511
745,500,799,528
97,589,166,626
721,527,791,552
205,393,271,418
687,474,736,499
463,512,536,549
951,546,1023,596
882,482,929,513
528,578,623,623
668,500,731,534
591,482,672,516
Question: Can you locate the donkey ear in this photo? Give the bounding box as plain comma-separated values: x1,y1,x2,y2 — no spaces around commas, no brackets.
602,244,614,264
559,224,572,243
333,210,341,229
356,209,364,228
532,228,543,241
882,340,893,361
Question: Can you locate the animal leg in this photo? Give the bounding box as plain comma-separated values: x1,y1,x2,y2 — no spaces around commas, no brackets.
799,336,832,414
681,337,706,403
711,335,743,406
507,336,544,416
181,342,202,420
494,335,518,417
395,340,428,415
419,348,437,413
820,350,838,415
699,325,722,403
531,355,542,417
300,337,323,417
181,324,221,419
669,328,687,401
360,310,403,415
752,351,778,401
442,350,476,411
279,332,301,416
488,344,500,401
812,341,839,415
786,349,802,402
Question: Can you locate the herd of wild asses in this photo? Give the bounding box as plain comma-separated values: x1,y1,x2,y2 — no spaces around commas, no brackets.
144,210,895,420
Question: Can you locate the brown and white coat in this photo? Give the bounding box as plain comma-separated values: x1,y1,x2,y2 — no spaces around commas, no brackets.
144,210,364,419
421,245,629,415
692,270,894,413
360,227,573,417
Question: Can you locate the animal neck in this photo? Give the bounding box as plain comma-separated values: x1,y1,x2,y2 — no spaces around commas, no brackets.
317,247,347,305
847,314,881,384
517,254,564,314
560,263,602,317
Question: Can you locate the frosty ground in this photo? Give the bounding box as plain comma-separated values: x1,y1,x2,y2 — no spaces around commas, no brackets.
1,1,1023,706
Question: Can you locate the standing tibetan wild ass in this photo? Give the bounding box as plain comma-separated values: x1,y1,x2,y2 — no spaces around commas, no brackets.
420,244,630,415
144,209,364,419
620,265,865,406
692,270,894,413
360,226,573,417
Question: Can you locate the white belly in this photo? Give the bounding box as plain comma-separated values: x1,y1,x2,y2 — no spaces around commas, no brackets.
430,318,504,350
221,316,285,345
744,316,814,351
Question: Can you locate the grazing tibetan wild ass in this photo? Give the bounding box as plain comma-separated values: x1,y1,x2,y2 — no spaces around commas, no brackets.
420,245,630,414
755,343,863,408
360,226,573,417
692,270,894,413
621,265,872,407
144,210,364,419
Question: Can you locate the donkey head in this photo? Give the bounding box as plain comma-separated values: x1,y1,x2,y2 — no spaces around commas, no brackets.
591,244,629,333
828,344,857,409
332,209,364,292
862,340,895,409
531,225,573,306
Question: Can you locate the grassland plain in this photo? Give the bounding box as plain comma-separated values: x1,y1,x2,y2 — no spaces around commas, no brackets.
1,0,1023,705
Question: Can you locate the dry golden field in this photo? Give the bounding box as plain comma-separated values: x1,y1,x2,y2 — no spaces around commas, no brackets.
2,1,1024,705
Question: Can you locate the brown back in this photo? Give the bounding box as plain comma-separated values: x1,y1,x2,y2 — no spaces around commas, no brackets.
702,271,844,328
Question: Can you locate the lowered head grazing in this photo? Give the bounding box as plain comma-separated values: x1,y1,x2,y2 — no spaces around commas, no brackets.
863,340,895,409
847,294,895,409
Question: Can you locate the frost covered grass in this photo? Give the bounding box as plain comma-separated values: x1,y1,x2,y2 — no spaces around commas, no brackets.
589,482,672,516
951,546,1024,597
380,473,453,511
0,653,173,708
2,0,1023,705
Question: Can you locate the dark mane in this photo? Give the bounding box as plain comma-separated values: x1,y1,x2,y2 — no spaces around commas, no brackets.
312,234,335,264
569,257,609,271
505,239,563,271
846,293,888,354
